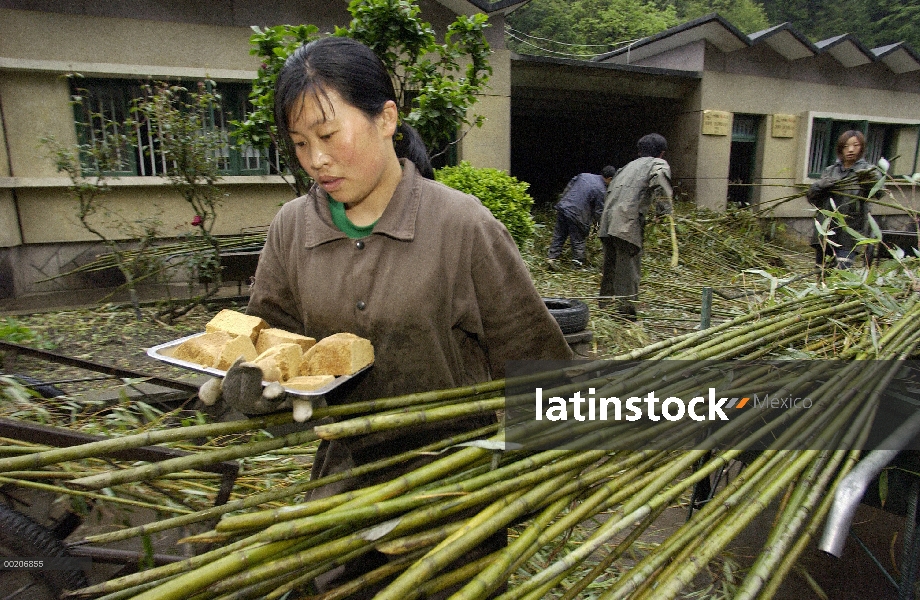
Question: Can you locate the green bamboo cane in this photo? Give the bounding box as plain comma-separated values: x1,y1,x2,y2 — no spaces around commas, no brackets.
87,576,180,600
217,446,562,534
68,428,318,490
594,361,865,599
71,533,289,598
624,451,817,600
649,294,839,359
248,450,608,546
412,552,499,599
313,397,505,440
0,476,191,514
557,501,670,600
374,473,581,600
202,525,400,598
132,451,592,598
129,538,304,600
733,357,897,599
708,310,868,360
453,495,571,600
757,450,863,599
637,372,882,600
79,422,499,545
631,293,832,360
494,504,652,600
458,452,669,600
476,452,707,600
283,548,429,600
203,568,309,600
0,411,294,472
377,520,466,555
671,300,863,361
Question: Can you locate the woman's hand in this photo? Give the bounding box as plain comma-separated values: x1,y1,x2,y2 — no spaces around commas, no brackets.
198,358,292,415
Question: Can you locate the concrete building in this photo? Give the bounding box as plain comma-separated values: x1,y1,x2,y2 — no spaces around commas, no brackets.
2,6,920,305
511,14,920,242
0,0,524,302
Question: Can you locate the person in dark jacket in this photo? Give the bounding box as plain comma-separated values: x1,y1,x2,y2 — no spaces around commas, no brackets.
598,134,673,319
806,130,882,269
546,166,617,269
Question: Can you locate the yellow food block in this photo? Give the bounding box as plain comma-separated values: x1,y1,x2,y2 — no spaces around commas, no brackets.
213,335,259,371
173,331,258,370
284,375,335,392
205,309,269,343
255,328,317,355
299,332,374,376
253,343,303,382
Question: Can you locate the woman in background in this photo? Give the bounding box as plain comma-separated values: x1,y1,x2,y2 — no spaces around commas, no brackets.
807,130,881,269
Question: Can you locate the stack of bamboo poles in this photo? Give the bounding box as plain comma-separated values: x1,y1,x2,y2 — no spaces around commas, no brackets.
1,259,917,598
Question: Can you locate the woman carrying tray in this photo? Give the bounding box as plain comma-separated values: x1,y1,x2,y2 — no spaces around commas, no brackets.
208,36,572,597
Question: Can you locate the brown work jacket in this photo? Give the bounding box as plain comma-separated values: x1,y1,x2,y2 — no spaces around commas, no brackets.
248,159,572,405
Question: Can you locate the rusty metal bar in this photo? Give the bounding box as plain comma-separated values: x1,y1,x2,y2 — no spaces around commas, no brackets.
0,340,200,394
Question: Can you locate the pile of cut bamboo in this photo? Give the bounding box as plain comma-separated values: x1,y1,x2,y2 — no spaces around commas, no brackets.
1,254,917,599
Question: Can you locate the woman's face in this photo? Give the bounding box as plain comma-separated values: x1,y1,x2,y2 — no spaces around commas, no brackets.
288,89,399,207
841,136,862,168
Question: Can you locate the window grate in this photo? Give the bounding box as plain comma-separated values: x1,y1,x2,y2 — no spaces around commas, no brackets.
71,78,277,177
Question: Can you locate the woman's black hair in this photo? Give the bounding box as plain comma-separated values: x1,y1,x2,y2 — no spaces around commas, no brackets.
274,36,433,180
637,133,668,158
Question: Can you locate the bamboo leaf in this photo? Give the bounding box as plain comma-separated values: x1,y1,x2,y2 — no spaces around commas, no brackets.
360,518,401,541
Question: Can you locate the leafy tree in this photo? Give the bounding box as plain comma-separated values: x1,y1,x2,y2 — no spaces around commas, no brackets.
233,0,493,195
759,0,920,49
506,0,678,58
674,0,770,34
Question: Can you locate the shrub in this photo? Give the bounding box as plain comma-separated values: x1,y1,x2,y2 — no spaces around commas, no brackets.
435,161,535,249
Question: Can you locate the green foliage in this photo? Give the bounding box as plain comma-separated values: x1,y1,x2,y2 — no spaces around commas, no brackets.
234,0,492,181
0,318,35,343
232,24,319,178
435,161,535,248
760,0,920,50
506,0,679,57
676,0,769,33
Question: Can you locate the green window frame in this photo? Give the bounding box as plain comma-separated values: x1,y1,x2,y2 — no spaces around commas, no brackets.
808,117,900,178
71,78,274,177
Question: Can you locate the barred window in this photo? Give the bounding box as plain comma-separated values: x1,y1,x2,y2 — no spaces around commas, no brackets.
807,117,915,178
70,78,281,177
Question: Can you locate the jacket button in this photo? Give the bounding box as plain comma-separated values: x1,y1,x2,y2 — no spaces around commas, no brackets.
356,301,366,311
355,240,365,250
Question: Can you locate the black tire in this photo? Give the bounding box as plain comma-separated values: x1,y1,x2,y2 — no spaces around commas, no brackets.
543,297,590,334
0,505,87,598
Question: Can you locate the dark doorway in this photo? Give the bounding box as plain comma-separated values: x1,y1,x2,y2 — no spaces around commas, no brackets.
727,114,761,207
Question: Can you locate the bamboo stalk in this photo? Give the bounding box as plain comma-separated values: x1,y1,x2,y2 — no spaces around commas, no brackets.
68,428,317,490
0,412,294,473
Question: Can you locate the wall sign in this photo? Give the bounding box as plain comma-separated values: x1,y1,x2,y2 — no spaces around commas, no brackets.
702,110,731,136
771,114,796,138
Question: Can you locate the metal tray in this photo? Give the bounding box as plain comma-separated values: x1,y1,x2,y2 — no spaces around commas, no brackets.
146,332,372,397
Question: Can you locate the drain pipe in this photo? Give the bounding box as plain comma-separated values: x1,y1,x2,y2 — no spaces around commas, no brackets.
820,408,920,557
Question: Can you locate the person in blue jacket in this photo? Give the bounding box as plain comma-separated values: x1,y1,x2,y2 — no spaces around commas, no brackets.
546,165,617,269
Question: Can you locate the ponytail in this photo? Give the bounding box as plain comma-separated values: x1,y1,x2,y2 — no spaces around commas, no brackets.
394,123,434,179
